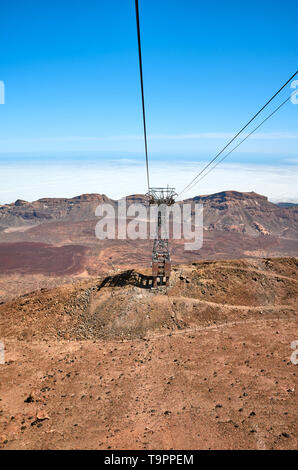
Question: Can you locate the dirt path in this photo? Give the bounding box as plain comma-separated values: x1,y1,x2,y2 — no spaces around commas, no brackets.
0,316,297,450
0,257,297,449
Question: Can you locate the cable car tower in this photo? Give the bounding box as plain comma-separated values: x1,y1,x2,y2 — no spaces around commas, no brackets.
135,0,177,287
147,187,177,287
134,0,298,290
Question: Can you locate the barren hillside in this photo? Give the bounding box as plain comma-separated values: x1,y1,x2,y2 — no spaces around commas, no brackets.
0,190,297,303
0,257,297,449
1,191,297,239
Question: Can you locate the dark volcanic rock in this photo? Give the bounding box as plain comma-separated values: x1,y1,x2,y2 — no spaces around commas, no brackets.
0,190,297,240
0,194,114,227
185,191,298,238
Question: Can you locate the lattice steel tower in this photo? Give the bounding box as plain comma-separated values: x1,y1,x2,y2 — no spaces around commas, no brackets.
147,187,177,287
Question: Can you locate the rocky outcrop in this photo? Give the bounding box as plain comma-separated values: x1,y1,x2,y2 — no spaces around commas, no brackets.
186,190,298,238
0,190,297,240
0,194,114,228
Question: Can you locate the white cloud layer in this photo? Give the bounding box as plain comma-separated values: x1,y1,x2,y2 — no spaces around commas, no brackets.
1,131,298,146
0,159,297,205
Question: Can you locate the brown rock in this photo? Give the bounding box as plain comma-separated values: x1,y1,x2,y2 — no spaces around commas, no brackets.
36,410,49,421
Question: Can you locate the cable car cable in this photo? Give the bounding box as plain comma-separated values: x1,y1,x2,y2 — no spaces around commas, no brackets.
135,0,150,192
178,71,298,198
182,94,293,196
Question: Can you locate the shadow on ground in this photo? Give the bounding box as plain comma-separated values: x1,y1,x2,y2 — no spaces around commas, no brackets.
97,269,154,290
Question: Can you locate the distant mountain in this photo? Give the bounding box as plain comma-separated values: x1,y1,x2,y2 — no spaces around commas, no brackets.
0,190,297,303
0,190,297,239
186,190,298,238
276,202,298,208
0,193,114,228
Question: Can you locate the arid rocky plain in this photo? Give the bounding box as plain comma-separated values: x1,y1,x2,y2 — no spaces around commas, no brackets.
0,190,297,449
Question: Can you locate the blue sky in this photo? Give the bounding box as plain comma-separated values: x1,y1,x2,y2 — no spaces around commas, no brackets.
0,0,297,203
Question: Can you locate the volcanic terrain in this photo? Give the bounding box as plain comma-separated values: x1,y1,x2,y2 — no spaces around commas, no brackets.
0,190,297,303
0,257,297,450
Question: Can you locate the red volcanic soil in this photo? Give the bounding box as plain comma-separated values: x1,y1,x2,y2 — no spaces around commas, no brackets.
0,242,88,276
0,258,297,450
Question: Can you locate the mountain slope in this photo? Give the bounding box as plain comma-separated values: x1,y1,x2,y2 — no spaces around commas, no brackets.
0,193,113,228
0,257,297,450
1,257,297,340
1,190,297,239
187,191,298,238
